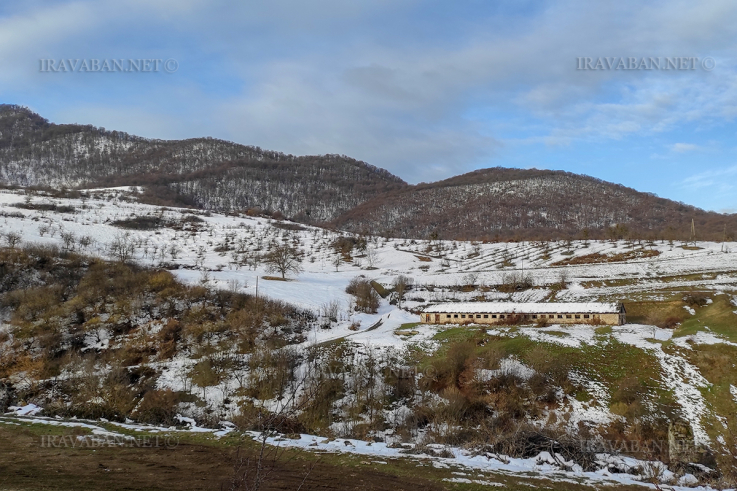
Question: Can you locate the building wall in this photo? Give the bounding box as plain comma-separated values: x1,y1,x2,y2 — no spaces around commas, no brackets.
421,311,624,326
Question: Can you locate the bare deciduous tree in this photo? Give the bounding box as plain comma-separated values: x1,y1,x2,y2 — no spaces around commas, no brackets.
109,233,136,262
364,245,380,269
393,275,414,308
263,243,303,279
4,232,21,249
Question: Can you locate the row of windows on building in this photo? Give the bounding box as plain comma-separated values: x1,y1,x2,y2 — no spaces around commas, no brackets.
445,313,593,320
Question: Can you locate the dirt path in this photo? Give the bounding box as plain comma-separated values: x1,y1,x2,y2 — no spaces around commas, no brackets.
0,425,448,490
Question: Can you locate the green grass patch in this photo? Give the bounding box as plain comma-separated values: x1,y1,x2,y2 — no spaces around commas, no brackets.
674,343,737,444
398,322,421,330
624,299,687,326
674,295,737,342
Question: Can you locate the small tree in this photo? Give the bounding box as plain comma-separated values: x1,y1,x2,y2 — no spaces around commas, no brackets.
364,246,381,269
60,231,76,251
4,232,21,249
393,275,414,308
109,233,136,262
264,243,303,279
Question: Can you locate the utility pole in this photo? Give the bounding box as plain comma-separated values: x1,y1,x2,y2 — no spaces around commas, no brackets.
722,224,728,253
689,219,696,244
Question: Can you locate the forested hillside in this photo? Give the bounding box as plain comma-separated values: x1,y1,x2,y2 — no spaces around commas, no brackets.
332,168,737,241
0,105,406,223
2,105,735,240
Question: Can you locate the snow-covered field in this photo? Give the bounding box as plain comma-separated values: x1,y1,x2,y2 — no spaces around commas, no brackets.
2,186,735,350
2,187,736,489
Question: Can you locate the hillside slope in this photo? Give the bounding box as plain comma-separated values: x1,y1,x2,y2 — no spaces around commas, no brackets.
2,105,735,239
332,168,737,241
0,105,406,222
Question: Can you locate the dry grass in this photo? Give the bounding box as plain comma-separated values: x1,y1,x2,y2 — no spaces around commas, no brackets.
552,249,660,266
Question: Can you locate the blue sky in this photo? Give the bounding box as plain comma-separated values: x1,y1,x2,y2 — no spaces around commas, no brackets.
2,1,737,212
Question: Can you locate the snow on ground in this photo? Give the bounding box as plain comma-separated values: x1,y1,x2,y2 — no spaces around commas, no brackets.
2,188,736,486
1,189,736,318
253,432,715,490
0,412,723,490
6,404,42,416
673,331,737,349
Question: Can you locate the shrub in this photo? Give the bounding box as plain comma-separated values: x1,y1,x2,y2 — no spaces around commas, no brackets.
111,215,164,230
134,389,181,426
683,293,709,307
346,277,379,313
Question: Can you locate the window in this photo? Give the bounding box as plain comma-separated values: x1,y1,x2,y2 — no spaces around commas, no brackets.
549,315,554,318
500,315,505,319
532,315,537,319
584,314,590,319
454,314,458,318
447,314,451,318
492,314,497,318
575,315,580,319
476,314,481,318
483,314,488,318
461,315,466,319
557,315,563,319
566,315,572,319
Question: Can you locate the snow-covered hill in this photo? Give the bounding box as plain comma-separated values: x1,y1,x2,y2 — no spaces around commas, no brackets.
1,187,736,489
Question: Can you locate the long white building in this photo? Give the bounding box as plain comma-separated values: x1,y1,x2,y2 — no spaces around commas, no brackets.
421,302,626,326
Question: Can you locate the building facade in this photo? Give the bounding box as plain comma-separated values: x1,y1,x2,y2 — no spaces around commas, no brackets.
421,302,626,326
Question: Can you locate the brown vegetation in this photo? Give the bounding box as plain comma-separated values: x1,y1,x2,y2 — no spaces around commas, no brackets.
552,249,660,266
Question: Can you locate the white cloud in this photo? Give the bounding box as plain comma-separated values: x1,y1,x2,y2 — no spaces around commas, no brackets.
672,143,700,153
3,0,737,188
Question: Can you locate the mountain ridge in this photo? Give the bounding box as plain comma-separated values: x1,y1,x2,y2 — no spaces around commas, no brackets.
1,104,735,240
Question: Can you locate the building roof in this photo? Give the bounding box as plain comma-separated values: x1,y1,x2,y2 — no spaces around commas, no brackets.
423,302,623,314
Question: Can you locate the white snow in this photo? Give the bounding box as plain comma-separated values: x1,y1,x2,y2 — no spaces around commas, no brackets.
6,404,41,416
1,188,736,488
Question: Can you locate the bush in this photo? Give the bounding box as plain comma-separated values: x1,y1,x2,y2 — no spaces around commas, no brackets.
111,215,164,230
346,277,379,313
683,293,709,307
134,389,181,425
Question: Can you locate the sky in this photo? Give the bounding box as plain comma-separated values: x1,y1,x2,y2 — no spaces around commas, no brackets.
2,0,737,212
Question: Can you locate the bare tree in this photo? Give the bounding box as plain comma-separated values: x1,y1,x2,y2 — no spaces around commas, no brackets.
4,232,21,249
227,278,244,293
264,244,303,279
168,243,181,260
60,231,76,251
228,360,319,491
393,275,414,308
108,233,136,262
78,235,93,250
364,245,381,269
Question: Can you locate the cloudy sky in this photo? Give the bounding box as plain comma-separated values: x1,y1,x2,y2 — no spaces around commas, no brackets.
2,0,737,212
